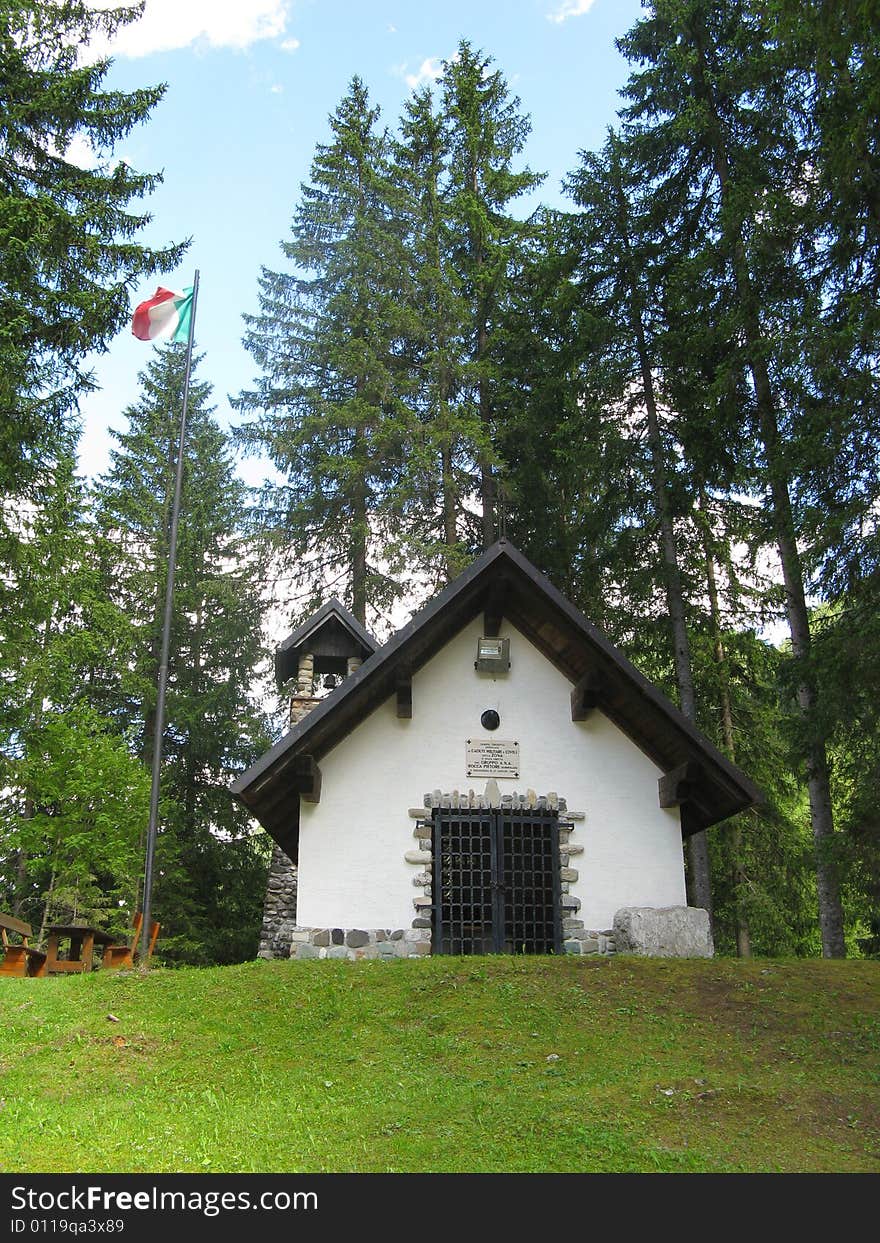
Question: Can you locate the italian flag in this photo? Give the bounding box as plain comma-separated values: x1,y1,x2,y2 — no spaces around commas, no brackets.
132,286,194,343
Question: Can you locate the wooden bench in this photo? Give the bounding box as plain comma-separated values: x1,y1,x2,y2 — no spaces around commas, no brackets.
103,912,160,970
0,914,47,977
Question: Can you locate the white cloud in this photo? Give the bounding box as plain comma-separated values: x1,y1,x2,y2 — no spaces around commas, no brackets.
546,0,598,23
270,83,284,94
61,134,99,168
84,1,292,58
402,57,443,89
280,37,300,52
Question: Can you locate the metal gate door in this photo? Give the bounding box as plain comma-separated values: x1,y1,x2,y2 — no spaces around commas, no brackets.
432,808,562,955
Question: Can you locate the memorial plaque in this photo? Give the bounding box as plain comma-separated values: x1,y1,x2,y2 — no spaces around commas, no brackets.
466,738,520,779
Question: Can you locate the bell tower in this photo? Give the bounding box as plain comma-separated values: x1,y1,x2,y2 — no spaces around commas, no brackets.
257,599,376,958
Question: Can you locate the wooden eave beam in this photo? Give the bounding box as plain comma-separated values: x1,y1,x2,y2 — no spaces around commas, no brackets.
658,760,702,809
291,754,322,804
571,671,606,721
396,668,412,719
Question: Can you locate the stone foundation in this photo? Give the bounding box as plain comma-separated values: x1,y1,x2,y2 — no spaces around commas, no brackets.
258,844,298,959
290,926,430,960
561,927,617,956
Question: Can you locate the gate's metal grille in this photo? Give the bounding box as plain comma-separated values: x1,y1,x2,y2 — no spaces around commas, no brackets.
433,811,495,955
502,812,560,955
433,808,561,955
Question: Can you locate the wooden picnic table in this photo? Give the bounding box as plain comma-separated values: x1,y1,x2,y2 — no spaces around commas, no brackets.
45,925,116,974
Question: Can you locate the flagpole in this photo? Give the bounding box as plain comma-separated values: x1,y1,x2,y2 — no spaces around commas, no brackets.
141,269,200,964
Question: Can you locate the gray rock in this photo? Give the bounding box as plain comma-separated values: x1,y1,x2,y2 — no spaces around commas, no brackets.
612,906,714,958
326,946,350,960
390,929,404,940
331,928,344,945
412,917,432,929
346,929,369,948
563,939,583,955
295,943,319,960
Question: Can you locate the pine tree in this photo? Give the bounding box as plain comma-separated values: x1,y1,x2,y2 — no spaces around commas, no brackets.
438,41,545,547
235,78,416,628
393,86,477,582
494,206,616,613
95,344,272,963
561,131,723,913
618,0,847,954
0,453,148,932
0,0,185,496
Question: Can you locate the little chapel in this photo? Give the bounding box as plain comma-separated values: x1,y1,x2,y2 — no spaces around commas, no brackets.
232,542,759,960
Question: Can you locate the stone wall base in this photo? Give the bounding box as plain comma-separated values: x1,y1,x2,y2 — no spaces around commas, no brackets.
289,921,619,959
258,844,298,959
290,926,431,960
562,920,617,955
612,906,713,958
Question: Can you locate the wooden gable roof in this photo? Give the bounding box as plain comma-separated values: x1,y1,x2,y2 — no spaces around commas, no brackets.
232,541,761,859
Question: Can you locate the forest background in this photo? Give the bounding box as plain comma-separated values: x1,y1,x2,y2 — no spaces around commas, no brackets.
1,0,878,964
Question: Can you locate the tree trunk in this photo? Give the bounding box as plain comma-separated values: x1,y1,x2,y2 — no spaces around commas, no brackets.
690,22,845,957
478,318,495,547
441,440,458,580
38,868,56,948
698,496,751,956
610,149,712,917
635,329,713,914
351,464,368,627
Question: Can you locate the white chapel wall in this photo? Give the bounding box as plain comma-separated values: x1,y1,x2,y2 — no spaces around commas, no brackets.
296,615,686,932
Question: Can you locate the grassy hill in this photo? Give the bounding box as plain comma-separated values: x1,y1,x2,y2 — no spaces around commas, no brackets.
1,956,877,1173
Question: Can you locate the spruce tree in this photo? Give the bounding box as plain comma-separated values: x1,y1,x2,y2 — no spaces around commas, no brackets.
235,78,416,627
393,86,476,582
566,133,720,914
618,0,846,954
0,0,185,496
438,42,545,547
95,344,272,963
0,452,148,932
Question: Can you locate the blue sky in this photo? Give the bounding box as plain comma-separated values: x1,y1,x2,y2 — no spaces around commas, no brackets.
78,0,645,484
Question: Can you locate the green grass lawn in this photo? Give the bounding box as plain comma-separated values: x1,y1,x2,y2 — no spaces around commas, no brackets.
1,956,877,1173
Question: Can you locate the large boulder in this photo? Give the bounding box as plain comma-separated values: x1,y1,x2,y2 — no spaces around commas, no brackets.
612,906,713,958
